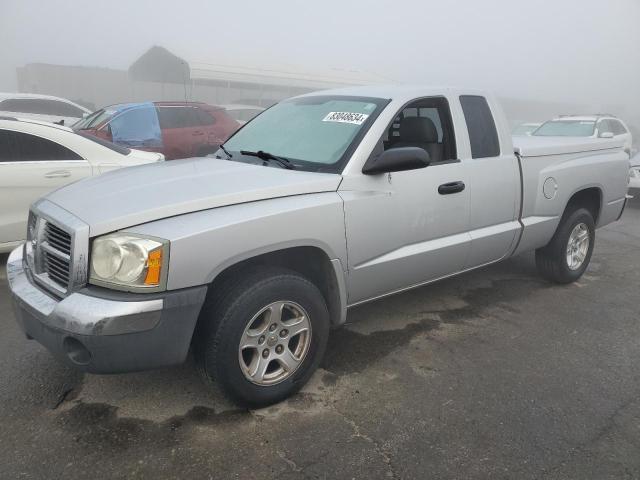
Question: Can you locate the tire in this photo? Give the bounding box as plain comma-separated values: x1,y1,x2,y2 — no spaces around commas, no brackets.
535,207,595,284
194,267,330,407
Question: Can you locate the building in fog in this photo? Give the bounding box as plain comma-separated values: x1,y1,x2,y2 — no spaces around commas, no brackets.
15,46,639,142
17,46,391,110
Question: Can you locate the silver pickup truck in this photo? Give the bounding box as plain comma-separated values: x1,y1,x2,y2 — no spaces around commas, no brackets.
7,86,629,406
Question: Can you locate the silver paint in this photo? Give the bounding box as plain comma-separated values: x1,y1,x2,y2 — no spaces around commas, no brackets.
9,85,630,342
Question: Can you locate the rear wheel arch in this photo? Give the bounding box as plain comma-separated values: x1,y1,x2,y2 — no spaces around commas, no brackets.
562,187,602,224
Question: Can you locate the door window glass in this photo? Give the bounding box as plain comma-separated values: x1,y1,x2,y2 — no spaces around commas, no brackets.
109,104,162,148
382,97,456,163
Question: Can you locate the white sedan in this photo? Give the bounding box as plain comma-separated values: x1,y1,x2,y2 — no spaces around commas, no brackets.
0,117,163,253
0,92,92,127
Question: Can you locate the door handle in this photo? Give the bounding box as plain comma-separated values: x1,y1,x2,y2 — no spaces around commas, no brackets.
44,170,71,178
438,181,465,195
192,131,205,136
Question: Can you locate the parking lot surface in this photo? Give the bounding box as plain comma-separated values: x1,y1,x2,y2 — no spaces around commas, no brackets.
1,197,639,480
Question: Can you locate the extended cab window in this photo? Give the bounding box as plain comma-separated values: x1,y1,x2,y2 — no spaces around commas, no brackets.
0,130,82,161
383,97,457,163
460,95,500,158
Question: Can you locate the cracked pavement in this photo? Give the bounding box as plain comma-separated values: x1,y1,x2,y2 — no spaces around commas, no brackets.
1,195,640,479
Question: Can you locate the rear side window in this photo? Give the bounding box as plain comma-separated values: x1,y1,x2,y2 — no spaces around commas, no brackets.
611,120,627,135
0,130,83,161
0,98,85,117
0,130,14,161
158,106,188,129
195,108,216,125
158,106,218,128
460,95,500,158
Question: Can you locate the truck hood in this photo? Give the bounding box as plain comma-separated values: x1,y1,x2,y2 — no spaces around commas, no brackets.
45,157,342,236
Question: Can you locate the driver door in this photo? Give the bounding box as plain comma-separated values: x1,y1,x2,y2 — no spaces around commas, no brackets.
342,97,471,304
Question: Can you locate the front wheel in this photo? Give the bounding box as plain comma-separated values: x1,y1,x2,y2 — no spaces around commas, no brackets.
194,267,330,407
535,207,595,284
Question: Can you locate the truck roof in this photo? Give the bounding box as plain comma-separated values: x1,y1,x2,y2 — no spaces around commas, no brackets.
297,85,490,103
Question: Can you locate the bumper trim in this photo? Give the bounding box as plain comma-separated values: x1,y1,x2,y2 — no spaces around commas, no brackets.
8,246,163,335
8,246,208,373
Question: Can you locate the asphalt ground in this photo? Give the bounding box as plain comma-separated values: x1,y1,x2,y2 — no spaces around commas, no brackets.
1,195,639,479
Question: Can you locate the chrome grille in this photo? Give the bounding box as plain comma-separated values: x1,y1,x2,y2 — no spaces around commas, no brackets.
44,222,72,256
27,200,90,297
43,250,71,287
39,220,73,291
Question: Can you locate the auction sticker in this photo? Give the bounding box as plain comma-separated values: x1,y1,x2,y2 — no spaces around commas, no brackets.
323,111,369,125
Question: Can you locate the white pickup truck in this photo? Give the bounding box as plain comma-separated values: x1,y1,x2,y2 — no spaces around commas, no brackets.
7,86,629,406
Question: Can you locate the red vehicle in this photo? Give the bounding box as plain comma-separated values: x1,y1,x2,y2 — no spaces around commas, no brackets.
74,101,240,160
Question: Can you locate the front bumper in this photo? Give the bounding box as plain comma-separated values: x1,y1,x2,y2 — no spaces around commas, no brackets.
7,246,207,373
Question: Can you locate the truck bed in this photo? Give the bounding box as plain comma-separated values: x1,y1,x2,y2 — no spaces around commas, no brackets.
513,136,625,157
511,135,628,256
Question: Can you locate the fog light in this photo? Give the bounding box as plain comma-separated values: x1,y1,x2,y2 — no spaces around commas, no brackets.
63,337,92,365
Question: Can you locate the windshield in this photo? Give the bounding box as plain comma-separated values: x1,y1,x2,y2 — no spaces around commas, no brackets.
76,131,131,155
533,120,596,137
222,95,387,172
512,124,539,135
73,108,112,130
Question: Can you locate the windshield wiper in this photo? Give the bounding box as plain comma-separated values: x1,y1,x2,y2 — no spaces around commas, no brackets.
240,150,295,170
219,144,233,159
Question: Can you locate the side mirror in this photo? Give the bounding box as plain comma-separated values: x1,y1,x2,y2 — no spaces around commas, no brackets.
82,112,90,119
362,147,431,175
599,131,614,139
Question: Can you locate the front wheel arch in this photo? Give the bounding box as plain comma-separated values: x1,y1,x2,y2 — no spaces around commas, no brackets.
197,246,346,336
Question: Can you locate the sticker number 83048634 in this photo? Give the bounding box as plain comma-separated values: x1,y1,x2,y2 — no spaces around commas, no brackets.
322,112,369,125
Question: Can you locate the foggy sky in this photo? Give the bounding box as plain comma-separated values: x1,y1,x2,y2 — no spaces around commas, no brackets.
1,0,639,114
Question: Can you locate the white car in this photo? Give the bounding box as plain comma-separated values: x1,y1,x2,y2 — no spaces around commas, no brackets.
629,152,640,190
0,92,92,127
533,114,633,156
220,104,265,125
0,117,164,253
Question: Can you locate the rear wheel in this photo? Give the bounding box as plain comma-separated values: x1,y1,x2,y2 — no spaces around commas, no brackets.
535,207,595,284
194,267,330,407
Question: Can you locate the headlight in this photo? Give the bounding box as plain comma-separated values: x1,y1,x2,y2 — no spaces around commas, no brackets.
90,233,169,291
